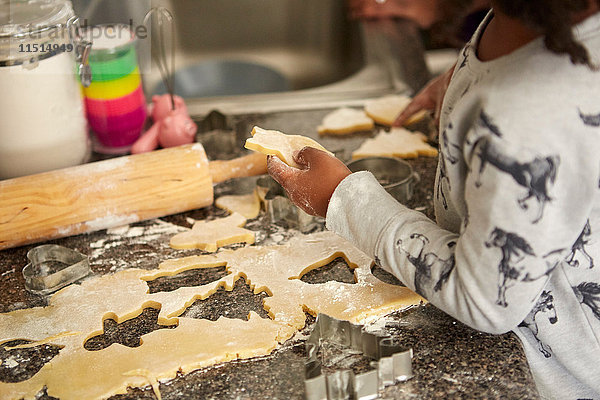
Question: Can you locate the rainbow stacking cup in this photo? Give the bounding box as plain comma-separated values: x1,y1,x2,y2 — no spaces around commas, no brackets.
82,24,147,154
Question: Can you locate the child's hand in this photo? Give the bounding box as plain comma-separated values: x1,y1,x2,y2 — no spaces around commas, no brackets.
267,147,351,218
393,63,456,133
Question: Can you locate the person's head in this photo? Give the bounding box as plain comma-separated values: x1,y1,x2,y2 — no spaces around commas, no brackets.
493,0,599,68
429,0,485,47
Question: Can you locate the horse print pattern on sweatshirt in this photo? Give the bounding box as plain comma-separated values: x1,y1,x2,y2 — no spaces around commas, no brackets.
579,109,600,127
566,220,594,269
518,290,557,358
573,282,600,321
395,234,456,297
474,111,560,224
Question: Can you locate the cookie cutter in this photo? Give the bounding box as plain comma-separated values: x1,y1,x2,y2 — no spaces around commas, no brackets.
194,111,238,161
305,313,413,400
256,176,322,233
346,157,420,204
212,175,320,232
195,110,259,161
214,175,263,198
22,245,91,295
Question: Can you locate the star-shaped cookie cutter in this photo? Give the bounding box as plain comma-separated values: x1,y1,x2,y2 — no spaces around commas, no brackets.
305,313,413,400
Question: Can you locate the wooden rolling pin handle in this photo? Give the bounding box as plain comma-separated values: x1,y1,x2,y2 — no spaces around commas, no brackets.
209,152,267,184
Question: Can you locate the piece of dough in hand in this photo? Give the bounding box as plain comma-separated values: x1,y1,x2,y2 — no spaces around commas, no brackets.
170,213,255,252
317,107,374,136
365,94,426,126
245,126,333,168
215,190,261,219
352,127,438,159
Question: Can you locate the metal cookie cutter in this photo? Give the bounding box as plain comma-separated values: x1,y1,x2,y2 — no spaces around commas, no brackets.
346,157,420,203
23,245,91,295
305,314,413,400
214,174,263,199
194,110,249,161
257,176,322,233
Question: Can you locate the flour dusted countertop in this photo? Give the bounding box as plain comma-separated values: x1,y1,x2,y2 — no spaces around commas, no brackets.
0,109,539,399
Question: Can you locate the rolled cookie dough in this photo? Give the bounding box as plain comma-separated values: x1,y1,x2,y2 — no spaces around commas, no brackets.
0,231,425,400
245,126,333,168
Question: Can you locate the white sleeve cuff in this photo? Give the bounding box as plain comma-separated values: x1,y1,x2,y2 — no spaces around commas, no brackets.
325,171,408,257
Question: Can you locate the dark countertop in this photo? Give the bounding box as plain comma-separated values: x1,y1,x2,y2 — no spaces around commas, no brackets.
0,108,539,399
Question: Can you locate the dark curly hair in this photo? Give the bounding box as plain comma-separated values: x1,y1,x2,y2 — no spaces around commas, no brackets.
496,0,599,68
431,0,598,69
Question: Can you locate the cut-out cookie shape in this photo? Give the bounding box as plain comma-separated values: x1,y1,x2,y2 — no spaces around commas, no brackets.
0,231,424,400
364,94,426,126
146,264,230,294
317,107,374,136
84,307,177,351
245,126,333,168
0,340,62,383
352,128,438,160
300,257,356,285
215,190,261,219
169,213,255,252
180,277,271,321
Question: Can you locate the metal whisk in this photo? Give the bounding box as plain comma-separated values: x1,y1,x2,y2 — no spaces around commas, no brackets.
143,7,176,110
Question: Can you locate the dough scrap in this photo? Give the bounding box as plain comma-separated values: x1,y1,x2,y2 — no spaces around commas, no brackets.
352,128,438,159
317,107,374,136
123,369,162,400
0,231,424,400
169,213,255,252
364,94,427,126
245,126,333,168
215,190,261,219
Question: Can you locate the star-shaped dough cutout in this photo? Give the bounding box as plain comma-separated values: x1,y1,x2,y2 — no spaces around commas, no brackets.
364,94,427,126
317,107,374,135
352,128,438,159
245,126,332,168
169,213,255,252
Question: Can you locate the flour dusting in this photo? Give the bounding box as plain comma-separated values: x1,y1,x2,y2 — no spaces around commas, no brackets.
85,214,139,231
89,219,188,272
362,313,399,334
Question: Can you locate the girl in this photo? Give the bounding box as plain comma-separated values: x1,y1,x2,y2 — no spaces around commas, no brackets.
268,0,600,398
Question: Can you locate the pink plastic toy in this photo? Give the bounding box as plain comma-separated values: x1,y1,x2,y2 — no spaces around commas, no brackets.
131,94,197,154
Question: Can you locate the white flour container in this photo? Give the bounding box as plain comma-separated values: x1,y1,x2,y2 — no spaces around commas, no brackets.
0,0,90,179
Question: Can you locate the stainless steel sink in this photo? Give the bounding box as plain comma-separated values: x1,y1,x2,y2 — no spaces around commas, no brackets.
74,0,437,115
163,0,364,91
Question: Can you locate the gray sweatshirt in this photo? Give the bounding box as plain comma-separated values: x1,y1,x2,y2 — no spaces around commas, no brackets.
326,11,600,400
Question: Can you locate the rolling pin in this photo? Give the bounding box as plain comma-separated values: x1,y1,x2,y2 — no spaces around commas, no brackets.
0,144,267,250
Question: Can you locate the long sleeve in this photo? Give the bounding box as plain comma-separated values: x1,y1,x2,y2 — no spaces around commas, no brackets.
326,118,598,334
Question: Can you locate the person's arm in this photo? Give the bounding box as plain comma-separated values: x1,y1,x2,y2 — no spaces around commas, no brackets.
269,114,594,334
330,128,593,333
